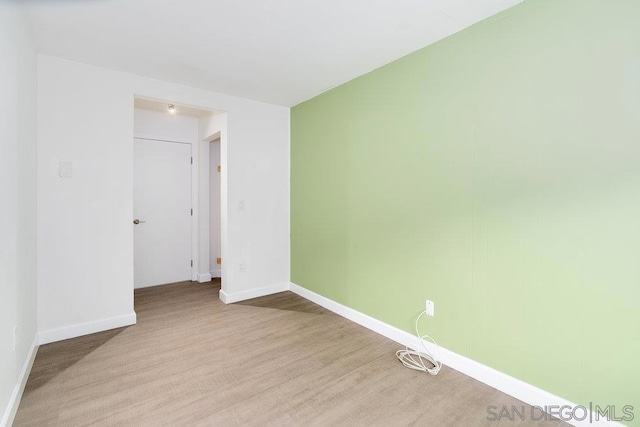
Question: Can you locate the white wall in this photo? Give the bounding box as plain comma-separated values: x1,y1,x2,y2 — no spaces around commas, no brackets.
0,2,38,424
38,55,290,339
134,108,199,142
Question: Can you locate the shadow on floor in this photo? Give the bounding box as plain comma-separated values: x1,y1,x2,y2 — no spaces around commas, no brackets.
26,327,127,392
233,291,326,315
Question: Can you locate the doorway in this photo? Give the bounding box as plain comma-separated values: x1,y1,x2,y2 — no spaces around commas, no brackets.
209,137,221,279
132,97,227,293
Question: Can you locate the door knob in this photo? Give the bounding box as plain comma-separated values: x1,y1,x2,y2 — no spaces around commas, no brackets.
133,219,146,225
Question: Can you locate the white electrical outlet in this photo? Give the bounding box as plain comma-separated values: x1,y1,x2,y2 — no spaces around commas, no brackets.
425,300,434,317
12,325,17,351
238,263,246,273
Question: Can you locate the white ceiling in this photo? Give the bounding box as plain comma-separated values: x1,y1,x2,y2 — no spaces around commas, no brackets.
27,0,523,107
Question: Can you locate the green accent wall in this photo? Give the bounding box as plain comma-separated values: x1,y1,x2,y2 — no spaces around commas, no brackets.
291,0,640,420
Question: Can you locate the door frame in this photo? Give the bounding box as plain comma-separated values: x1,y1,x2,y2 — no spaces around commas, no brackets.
205,131,222,280
134,133,198,282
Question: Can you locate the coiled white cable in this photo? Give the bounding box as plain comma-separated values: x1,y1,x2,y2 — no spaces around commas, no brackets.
395,310,442,375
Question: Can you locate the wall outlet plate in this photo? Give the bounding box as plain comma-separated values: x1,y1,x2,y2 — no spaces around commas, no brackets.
425,300,434,317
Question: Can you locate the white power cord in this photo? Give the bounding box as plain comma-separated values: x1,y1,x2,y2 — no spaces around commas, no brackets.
395,310,442,375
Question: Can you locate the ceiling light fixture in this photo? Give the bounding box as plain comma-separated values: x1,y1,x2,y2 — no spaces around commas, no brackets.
168,104,176,115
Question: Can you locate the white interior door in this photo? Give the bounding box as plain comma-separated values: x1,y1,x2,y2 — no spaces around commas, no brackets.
134,138,192,288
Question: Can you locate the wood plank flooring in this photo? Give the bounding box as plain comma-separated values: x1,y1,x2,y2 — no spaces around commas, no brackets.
14,281,563,426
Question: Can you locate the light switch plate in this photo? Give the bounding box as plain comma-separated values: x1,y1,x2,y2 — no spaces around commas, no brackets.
59,161,73,177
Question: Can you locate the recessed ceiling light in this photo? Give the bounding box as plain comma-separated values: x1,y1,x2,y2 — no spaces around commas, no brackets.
168,104,176,115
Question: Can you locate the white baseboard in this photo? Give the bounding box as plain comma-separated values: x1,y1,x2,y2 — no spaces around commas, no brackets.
210,269,221,278
1,336,38,427
198,273,212,283
220,282,289,304
289,282,617,427
38,312,137,345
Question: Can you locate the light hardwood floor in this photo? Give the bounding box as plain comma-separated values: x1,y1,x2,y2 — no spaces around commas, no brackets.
14,281,563,426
